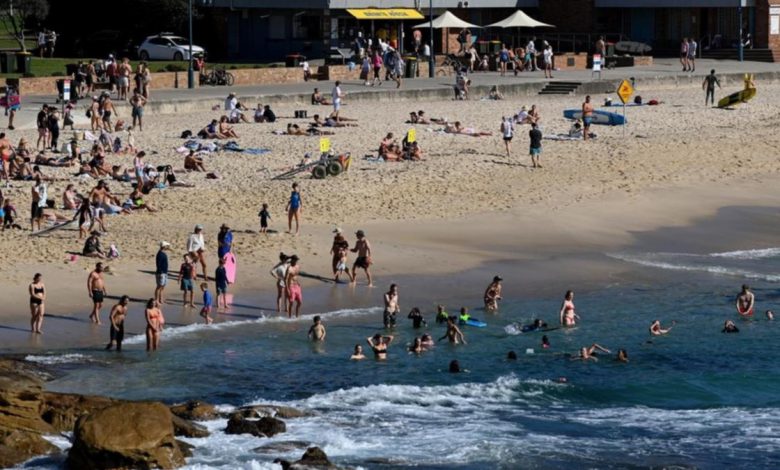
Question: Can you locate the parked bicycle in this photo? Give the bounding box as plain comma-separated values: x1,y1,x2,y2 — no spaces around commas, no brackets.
200,68,235,86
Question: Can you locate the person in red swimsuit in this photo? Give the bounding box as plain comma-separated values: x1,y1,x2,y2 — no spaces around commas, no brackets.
736,284,755,317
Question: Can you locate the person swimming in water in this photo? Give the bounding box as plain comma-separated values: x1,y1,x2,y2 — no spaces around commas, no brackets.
439,316,467,345
522,318,548,332
541,335,550,349
448,360,463,373
507,350,518,360
559,290,579,326
458,307,479,325
616,349,629,363
767,310,775,321
649,319,675,336
435,304,449,324
736,284,755,317
407,307,427,328
408,337,424,354
420,333,434,349
350,344,366,360
722,320,739,333
484,276,503,311
572,343,610,361
367,333,394,360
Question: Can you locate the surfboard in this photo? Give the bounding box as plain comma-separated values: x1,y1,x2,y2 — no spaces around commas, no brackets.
717,88,756,108
464,319,487,328
30,219,76,237
224,252,237,284
563,109,626,126
614,41,652,54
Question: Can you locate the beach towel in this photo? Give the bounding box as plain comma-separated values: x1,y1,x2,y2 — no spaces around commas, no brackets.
544,133,597,141
243,148,271,155
223,141,243,152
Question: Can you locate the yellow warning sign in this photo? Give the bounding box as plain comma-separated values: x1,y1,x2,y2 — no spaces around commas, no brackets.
617,79,634,104
407,128,416,143
319,138,331,153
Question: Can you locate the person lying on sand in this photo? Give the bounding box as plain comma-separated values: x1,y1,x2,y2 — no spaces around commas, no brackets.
184,150,207,172
445,121,493,137
311,114,357,128
419,111,447,125
328,111,358,122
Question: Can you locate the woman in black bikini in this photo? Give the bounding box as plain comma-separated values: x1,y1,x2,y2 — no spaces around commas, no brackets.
367,333,394,360
28,273,45,334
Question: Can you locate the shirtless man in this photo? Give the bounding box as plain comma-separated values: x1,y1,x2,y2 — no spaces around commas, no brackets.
649,319,674,336
105,295,129,351
285,255,302,318
736,284,755,317
581,95,594,141
308,315,326,342
118,58,132,100
101,96,117,130
383,284,399,328
438,316,467,345
573,343,610,361
351,230,373,286
484,276,502,311
87,262,107,324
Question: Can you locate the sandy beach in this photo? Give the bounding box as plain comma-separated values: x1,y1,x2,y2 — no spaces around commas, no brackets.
1,78,780,331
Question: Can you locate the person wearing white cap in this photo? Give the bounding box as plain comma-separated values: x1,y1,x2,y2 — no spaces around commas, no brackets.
187,225,207,280
155,241,170,304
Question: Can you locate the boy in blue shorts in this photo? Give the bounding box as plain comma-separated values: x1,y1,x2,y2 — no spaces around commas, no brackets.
215,258,229,310
200,282,213,324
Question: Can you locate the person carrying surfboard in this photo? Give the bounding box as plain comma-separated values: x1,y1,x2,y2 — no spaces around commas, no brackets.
702,70,720,106
736,284,755,317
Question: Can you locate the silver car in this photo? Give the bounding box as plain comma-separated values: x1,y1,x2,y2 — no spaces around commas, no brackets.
137,33,205,61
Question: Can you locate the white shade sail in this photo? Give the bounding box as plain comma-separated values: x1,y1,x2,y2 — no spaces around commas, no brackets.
485,10,554,28
411,11,481,30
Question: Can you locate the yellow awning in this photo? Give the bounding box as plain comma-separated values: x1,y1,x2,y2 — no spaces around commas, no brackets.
347,8,424,20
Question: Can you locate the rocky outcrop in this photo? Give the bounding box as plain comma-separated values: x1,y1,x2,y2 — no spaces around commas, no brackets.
275,446,335,470
66,402,186,470
171,415,210,438
169,401,219,421
0,367,57,467
225,415,286,438
41,392,119,433
239,404,311,419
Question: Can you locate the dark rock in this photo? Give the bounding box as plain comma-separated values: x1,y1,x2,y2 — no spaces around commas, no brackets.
253,440,311,454
243,405,311,419
66,402,186,470
0,429,57,468
297,446,331,467
169,401,218,421
225,415,286,438
41,392,119,433
176,439,195,458
171,415,210,438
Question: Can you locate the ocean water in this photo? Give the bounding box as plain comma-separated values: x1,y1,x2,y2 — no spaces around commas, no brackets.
18,246,780,469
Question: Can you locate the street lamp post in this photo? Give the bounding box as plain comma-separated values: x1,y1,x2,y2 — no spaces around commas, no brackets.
737,2,744,62
187,0,194,88
428,0,434,77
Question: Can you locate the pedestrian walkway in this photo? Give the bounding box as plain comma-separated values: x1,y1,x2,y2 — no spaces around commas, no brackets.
7,58,779,130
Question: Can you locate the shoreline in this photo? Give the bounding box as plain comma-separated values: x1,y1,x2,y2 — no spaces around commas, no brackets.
3,175,780,352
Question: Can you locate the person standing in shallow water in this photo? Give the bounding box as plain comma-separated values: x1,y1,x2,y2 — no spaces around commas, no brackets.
484,276,502,311
145,299,164,351
28,273,45,334
351,230,373,287
736,284,755,317
559,290,579,326
106,295,129,351
285,255,302,318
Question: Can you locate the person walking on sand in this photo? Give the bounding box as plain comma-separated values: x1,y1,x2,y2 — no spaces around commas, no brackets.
155,241,170,304
702,69,720,106
28,273,45,334
687,37,697,72
736,284,755,317
500,116,514,158
351,230,373,286
187,224,207,279
270,253,290,312
680,38,689,72
484,276,503,311
308,315,326,342
145,298,164,351
87,262,107,324
529,122,543,168
179,254,197,308
286,182,302,235
105,295,129,351
383,284,400,328
285,255,303,318
582,95,594,141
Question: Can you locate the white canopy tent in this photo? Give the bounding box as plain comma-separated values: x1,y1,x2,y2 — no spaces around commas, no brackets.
484,10,554,29
411,11,481,30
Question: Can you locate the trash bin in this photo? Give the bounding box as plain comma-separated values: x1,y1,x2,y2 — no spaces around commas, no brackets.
285,54,305,67
404,56,417,78
0,53,15,74
15,53,31,74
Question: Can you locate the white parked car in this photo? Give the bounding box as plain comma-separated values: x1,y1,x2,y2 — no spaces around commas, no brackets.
137,34,205,61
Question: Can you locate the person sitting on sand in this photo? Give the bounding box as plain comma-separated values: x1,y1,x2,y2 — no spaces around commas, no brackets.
405,141,424,161
83,231,106,258
514,106,531,124
218,116,238,139
573,343,610,361
199,119,223,139
311,88,331,106
527,104,541,124
184,150,207,172
62,184,82,210
488,85,504,100
350,344,365,360
126,185,157,212
649,319,675,336
445,121,493,137
722,319,739,333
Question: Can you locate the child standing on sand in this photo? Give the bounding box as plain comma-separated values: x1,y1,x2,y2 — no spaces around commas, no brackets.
258,203,270,233
200,282,213,324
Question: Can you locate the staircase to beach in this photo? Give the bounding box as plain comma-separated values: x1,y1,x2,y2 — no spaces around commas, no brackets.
538,81,582,95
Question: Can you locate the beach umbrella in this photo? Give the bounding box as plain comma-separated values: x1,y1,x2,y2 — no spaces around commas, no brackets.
411,11,481,30
484,10,554,29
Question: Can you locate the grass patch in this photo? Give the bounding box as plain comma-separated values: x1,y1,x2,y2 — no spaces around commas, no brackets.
0,57,276,78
